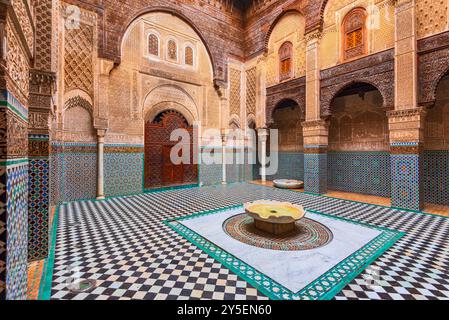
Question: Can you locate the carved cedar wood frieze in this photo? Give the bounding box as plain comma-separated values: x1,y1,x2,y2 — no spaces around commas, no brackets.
418,30,449,107
266,76,306,125
320,49,395,117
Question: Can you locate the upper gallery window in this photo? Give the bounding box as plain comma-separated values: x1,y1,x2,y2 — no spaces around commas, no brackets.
148,33,159,57
167,39,178,61
185,46,194,66
342,8,367,61
279,41,293,82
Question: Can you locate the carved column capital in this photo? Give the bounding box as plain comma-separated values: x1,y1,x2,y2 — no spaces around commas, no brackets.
99,58,115,76
305,30,322,45
94,117,109,131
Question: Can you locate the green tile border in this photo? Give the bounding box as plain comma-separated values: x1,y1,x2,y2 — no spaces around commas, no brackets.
165,205,404,300
38,206,60,300
37,183,411,300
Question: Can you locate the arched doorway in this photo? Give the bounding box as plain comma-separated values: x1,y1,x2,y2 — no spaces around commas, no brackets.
328,82,390,198
424,71,449,206
268,99,304,181
144,110,198,189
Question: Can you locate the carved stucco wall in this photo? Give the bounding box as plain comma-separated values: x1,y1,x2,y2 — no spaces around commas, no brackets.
107,12,218,145
425,76,449,150
329,90,389,152
320,0,395,70
265,11,306,87
416,0,449,39
53,3,97,143
272,104,304,152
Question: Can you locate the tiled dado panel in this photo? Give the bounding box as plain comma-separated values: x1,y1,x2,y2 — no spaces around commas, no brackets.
424,151,449,206
304,154,328,194
105,145,144,198
0,160,29,300
391,155,423,211
328,152,391,198
50,143,97,205
268,152,304,181
28,158,49,262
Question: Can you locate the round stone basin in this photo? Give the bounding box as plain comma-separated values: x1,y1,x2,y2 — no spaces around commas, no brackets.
244,200,305,236
273,179,304,190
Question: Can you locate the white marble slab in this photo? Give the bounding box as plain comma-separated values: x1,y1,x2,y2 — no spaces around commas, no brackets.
180,208,381,293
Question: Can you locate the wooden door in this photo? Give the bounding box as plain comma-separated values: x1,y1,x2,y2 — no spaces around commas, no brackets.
144,110,198,189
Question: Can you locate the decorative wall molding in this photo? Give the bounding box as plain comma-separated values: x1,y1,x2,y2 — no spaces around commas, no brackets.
320,50,395,117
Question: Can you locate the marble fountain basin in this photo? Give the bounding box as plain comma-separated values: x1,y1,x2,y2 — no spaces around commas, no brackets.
244,200,305,236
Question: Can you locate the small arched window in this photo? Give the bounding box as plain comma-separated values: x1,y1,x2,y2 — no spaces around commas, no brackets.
167,39,177,61
185,46,194,66
148,34,159,56
342,8,367,61
279,41,293,82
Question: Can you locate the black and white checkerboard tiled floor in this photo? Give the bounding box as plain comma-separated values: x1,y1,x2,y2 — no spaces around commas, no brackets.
49,183,449,300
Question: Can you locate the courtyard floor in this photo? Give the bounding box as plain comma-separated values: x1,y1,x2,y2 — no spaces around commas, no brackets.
30,183,449,300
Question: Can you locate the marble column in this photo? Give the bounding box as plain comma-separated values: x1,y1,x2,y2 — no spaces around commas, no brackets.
96,129,106,200
258,128,268,182
94,59,113,199
221,129,227,185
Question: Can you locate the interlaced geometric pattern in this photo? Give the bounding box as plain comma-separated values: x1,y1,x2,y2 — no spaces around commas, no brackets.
34,0,52,70
48,184,449,300
245,67,256,117
229,68,241,117
64,23,94,94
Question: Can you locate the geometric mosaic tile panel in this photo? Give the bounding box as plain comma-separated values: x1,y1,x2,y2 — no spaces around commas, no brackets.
268,152,304,182
304,153,327,194
328,152,391,198
46,183,449,300
0,160,29,300
105,151,144,198
424,151,449,206
50,144,97,205
391,154,423,211
28,158,49,261
200,162,222,186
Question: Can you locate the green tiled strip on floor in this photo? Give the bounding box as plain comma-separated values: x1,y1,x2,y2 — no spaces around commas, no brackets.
165,205,404,301
38,207,60,300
